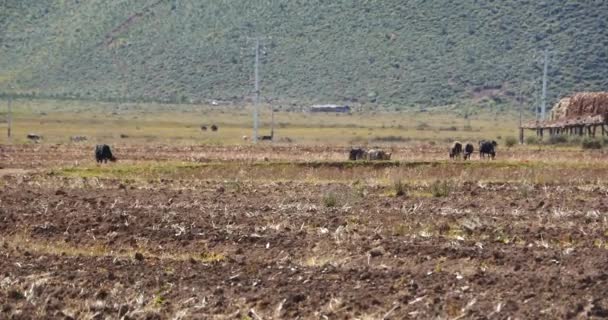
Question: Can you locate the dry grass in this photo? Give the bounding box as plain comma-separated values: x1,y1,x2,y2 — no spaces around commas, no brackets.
0,98,520,145
49,158,608,186
2,232,225,263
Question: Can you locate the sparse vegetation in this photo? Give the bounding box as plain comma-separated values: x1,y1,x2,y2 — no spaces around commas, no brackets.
323,193,338,207
2,144,608,318
582,137,602,149
525,136,539,145
2,1,606,107
393,179,407,197
547,135,568,145
430,180,452,197
504,136,517,148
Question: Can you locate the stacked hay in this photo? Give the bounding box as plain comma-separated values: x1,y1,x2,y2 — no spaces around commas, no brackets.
550,92,608,121
550,97,570,121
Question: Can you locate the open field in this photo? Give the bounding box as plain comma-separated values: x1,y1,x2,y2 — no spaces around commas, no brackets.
2,141,608,318
0,99,523,145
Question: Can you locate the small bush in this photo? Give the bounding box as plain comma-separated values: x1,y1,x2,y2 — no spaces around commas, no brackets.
7,289,25,300
582,138,602,149
416,122,430,131
372,135,410,142
439,126,458,131
323,193,338,207
430,180,451,197
547,135,568,144
393,180,406,197
525,136,539,145
504,136,517,147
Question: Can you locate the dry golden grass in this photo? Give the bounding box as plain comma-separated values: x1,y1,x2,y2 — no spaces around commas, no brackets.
3,232,225,263
0,98,521,145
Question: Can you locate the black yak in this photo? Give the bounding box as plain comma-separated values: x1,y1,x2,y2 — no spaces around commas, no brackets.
95,144,117,163
479,140,497,159
349,147,367,160
449,141,463,159
464,143,474,160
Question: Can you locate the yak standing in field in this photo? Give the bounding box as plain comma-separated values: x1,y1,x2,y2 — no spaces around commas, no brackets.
449,141,463,159
27,133,42,143
349,147,391,161
366,149,391,161
95,144,117,163
463,143,474,160
479,140,497,159
349,147,367,160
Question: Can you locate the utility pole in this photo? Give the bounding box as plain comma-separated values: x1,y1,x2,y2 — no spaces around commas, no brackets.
518,87,524,144
270,107,274,139
533,79,539,121
7,96,12,143
541,49,549,121
253,38,260,144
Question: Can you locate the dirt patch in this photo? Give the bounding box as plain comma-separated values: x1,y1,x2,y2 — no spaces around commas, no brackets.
2,145,608,318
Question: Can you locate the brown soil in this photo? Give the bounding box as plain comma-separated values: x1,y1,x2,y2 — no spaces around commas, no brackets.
2,145,608,318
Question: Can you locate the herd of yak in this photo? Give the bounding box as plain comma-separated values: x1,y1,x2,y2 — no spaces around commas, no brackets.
93,140,497,165
448,140,498,160
349,140,498,162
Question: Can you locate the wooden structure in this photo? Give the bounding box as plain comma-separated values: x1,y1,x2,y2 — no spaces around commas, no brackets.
519,92,608,143
520,115,607,142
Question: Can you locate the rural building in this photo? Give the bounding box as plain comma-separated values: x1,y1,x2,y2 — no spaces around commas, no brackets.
309,104,351,113
521,92,608,140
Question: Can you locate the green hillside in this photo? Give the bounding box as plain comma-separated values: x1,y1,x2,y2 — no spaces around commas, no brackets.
1,0,607,108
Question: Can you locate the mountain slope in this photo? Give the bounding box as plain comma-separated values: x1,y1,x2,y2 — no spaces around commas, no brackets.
1,0,607,107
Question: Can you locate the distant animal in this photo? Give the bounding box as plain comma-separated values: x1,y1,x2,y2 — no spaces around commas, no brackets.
119,134,129,139
349,147,367,160
26,133,42,142
260,129,274,141
211,124,218,131
242,135,249,141
366,149,391,161
201,126,208,131
95,144,117,163
479,140,497,159
463,143,474,160
449,141,463,159
70,135,87,142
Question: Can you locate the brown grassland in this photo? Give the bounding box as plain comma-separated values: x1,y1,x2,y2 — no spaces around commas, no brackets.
2,99,608,319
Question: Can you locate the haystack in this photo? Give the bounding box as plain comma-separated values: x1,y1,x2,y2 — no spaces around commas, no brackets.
550,97,570,121
551,92,608,121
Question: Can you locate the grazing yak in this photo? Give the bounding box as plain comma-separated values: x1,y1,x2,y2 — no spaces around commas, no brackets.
260,129,274,141
349,147,391,161
211,124,218,132
463,143,474,160
449,141,463,159
349,147,367,160
479,140,497,159
27,133,42,142
366,149,391,161
95,144,117,163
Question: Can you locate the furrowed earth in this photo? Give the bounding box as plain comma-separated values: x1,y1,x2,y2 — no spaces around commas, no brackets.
2,144,608,319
